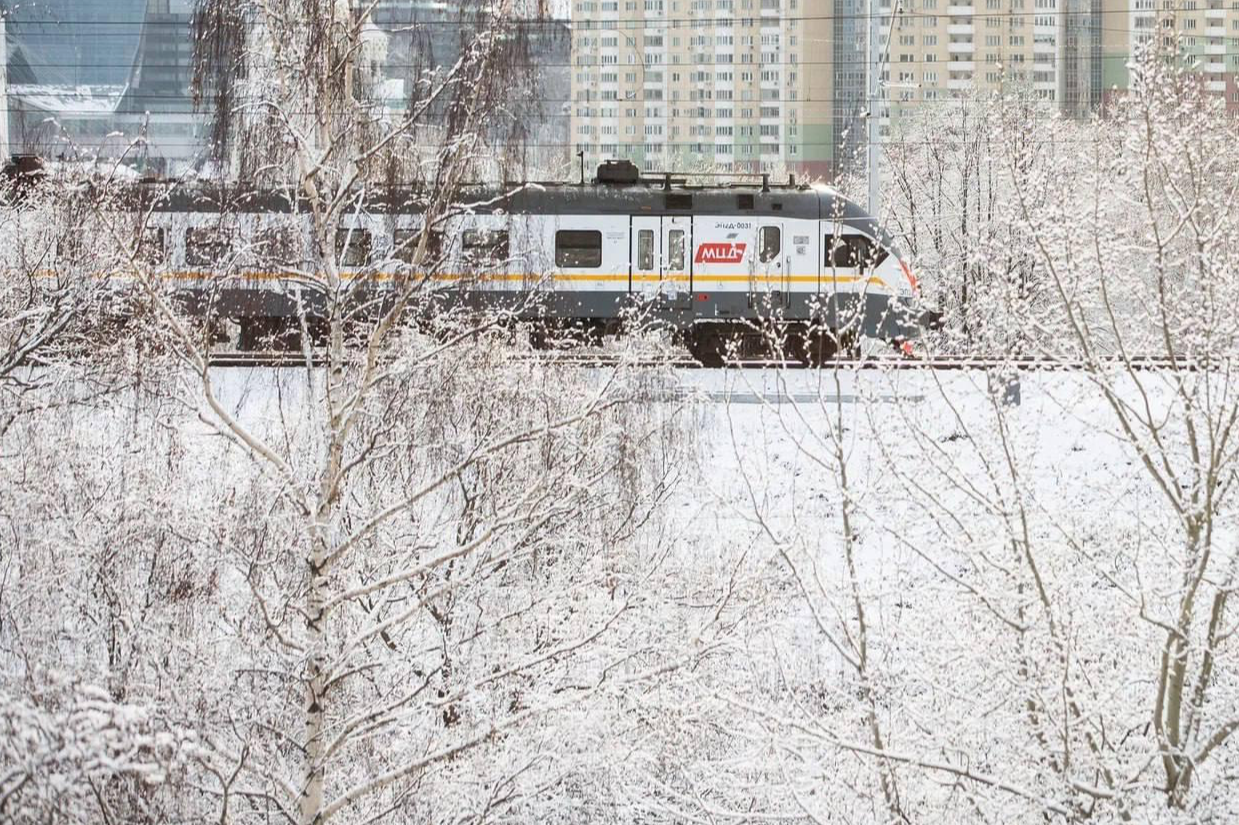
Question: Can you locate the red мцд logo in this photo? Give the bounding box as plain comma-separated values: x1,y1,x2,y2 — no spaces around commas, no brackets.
694,242,746,264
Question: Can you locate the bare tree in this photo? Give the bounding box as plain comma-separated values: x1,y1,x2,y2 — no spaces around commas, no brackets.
883,89,1056,355
672,51,1239,822
0,159,173,438
32,3,712,823
998,51,1239,807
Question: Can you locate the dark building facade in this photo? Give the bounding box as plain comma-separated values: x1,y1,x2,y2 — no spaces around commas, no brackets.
832,0,869,179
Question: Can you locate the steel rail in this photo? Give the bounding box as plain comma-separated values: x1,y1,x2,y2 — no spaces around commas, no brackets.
204,350,1229,371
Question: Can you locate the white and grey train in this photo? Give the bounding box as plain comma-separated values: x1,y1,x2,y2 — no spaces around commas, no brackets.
133,161,930,364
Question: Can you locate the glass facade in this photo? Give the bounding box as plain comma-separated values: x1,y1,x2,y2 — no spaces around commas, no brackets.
1,0,567,173
4,0,199,168
5,0,149,87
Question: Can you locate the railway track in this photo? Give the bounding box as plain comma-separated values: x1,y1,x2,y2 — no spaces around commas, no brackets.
206,349,1224,371
205,349,699,369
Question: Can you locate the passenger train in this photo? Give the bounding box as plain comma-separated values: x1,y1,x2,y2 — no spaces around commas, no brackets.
118,160,928,365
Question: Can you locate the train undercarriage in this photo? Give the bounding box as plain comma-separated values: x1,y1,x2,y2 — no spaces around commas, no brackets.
176,281,901,367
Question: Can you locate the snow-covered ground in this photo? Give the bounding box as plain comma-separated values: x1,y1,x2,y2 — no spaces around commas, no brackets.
6,360,1235,822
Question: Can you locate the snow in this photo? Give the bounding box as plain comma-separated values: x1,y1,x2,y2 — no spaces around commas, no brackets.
5,355,1236,821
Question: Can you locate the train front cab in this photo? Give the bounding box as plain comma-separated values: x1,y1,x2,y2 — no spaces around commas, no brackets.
684,211,921,366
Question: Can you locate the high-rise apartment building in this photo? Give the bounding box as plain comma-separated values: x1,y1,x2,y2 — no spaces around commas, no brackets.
570,0,834,178
572,0,1239,182
877,0,1239,120
894,0,1065,104
570,0,1090,180
1101,0,1239,114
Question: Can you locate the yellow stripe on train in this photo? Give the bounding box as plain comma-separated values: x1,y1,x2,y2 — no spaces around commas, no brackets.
35,268,891,292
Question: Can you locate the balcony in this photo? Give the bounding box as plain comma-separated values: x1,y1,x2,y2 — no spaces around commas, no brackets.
947,5,976,14
947,24,975,35
948,40,976,53
947,60,976,70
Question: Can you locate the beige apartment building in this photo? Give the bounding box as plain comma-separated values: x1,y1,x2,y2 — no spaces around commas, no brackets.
842,0,1116,147
885,0,1239,116
1101,0,1239,113
570,0,1239,182
570,0,834,178
880,0,1099,115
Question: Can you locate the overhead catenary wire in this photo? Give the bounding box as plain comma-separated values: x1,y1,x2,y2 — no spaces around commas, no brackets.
12,49,1239,71
15,139,1169,150
15,97,1232,118
0,4,1226,28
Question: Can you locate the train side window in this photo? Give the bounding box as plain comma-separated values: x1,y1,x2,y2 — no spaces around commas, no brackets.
758,226,781,263
667,229,685,270
138,228,166,266
185,227,233,266
637,229,654,270
59,230,86,264
462,228,509,265
393,228,443,264
555,230,602,268
255,227,298,265
335,228,372,267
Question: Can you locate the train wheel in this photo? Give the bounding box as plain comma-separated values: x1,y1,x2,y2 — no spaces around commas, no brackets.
687,325,733,368
839,329,861,360
239,317,301,352
579,321,605,347
528,322,552,350
797,330,839,368
775,326,807,365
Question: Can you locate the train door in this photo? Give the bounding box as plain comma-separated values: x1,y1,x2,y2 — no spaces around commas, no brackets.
630,215,692,306
750,221,788,309
662,215,691,306
631,216,660,293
